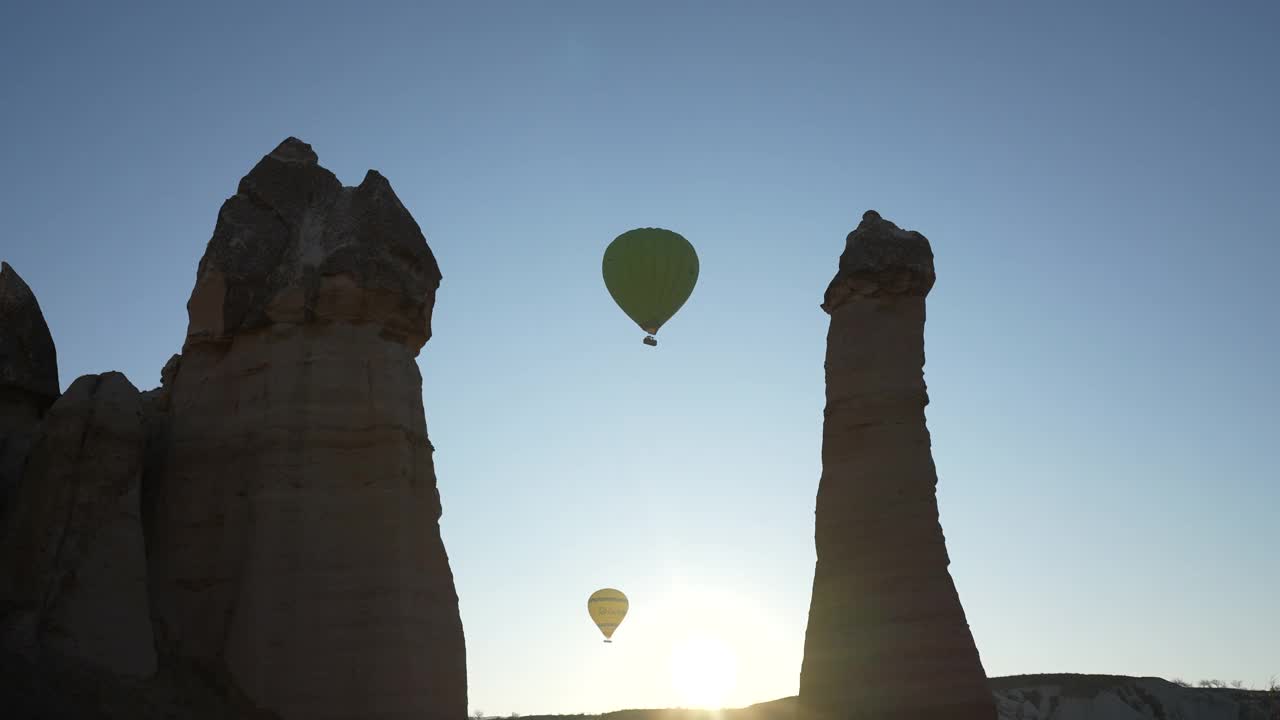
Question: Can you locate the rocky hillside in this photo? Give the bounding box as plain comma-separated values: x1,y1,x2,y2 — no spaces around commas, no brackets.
515,676,1279,720
988,675,1280,720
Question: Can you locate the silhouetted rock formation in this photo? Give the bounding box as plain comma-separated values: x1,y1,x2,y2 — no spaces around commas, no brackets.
798,211,995,719
148,138,464,720
0,372,155,677
0,263,58,518
0,139,464,719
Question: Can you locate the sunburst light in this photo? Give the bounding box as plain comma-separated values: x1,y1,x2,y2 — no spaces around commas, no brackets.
669,633,737,709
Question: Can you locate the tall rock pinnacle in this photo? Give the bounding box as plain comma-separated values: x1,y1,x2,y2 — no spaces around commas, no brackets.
0,262,59,518
149,138,465,719
798,211,995,719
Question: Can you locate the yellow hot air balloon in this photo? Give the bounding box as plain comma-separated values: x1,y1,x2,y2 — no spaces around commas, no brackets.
588,588,629,643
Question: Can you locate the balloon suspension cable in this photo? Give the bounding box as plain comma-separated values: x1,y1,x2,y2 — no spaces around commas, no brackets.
643,335,657,347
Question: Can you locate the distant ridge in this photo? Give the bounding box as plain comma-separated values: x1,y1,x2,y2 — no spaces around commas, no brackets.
510,674,1280,720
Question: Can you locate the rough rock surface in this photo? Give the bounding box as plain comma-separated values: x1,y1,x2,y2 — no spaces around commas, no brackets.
183,137,442,349
0,372,155,678
798,211,995,719
0,262,59,518
148,138,465,720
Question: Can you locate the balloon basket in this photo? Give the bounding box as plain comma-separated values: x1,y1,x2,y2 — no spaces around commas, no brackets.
643,335,657,347
603,639,612,644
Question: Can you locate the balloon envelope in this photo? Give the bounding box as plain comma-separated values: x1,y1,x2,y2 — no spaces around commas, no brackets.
587,588,629,640
602,228,699,336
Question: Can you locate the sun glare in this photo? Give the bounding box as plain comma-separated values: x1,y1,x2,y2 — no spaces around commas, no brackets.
669,634,738,709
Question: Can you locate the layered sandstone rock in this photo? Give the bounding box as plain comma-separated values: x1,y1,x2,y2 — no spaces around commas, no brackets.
0,372,155,678
798,211,994,719
0,262,59,518
148,138,465,720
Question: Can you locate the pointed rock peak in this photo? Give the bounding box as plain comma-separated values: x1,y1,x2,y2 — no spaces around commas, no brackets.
358,169,392,192
852,209,914,239
1,261,31,294
354,169,410,213
267,136,319,166
821,210,936,311
235,137,342,225
0,261,59,401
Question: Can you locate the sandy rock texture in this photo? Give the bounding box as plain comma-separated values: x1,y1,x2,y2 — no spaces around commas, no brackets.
798,211,995,720
147,138,465,720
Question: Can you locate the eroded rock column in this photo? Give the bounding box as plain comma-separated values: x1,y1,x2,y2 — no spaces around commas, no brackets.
149,138,466,720
798,211,994,720
0,262,59,519
0,372,155,677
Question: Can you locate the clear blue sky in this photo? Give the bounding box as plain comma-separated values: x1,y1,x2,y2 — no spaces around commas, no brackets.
3,0,1277,714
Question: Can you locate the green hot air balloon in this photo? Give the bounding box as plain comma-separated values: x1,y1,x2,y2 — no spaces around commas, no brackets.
602,228,699,347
